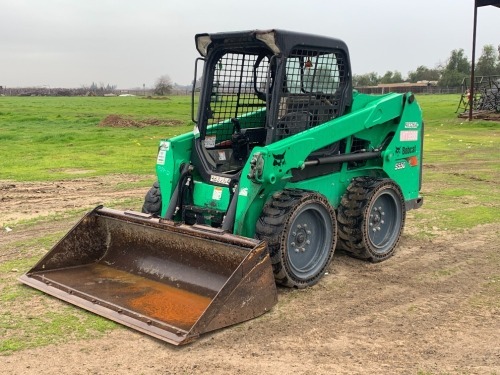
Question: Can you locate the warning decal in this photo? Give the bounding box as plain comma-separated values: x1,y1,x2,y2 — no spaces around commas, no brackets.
400,130,418,142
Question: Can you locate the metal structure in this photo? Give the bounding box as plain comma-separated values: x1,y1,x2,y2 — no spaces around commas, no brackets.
457,75,500,113
469,0,500,120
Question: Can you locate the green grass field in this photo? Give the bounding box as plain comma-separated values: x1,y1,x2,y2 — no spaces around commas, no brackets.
0,93,498,232
0,94,498,180
0,93,498,231
0,94,499,357
0,96,194,180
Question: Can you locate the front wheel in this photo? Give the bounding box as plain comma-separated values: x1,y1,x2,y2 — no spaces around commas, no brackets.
337,177,405,262
256,189,337,288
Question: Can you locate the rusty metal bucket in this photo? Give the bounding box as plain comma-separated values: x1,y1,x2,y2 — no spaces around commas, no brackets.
19,207,277,345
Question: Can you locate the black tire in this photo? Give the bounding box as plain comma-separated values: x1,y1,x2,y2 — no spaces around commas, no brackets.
337,177,405,262
256,189,337,288
141,181,162,216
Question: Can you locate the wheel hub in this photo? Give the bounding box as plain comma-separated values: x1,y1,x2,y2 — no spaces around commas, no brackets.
296,232,305,244
369,206,385,232
290,224,312,253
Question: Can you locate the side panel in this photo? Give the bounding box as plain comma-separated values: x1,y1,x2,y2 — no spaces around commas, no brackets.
380,97,423,202
191,180,230,211
287,166,385,209
153,92,422,238
233,92,423,237
155,131,194,217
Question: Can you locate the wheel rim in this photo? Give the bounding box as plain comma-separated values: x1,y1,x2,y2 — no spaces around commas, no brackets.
286,203,333,280
367,189,403,254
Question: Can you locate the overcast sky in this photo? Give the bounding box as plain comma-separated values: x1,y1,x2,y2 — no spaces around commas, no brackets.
1,0,498,88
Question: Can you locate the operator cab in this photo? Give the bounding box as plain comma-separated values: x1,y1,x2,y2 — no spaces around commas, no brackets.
191,30,352,184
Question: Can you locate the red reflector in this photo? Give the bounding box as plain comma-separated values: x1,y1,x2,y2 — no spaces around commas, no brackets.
407,156,419,167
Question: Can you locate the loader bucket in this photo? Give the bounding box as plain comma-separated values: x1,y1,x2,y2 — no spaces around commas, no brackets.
19,207,277,345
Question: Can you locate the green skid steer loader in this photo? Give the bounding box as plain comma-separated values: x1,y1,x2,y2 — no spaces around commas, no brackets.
20,30,423,345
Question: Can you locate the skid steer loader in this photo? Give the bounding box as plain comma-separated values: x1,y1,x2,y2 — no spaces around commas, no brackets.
20,29,423,345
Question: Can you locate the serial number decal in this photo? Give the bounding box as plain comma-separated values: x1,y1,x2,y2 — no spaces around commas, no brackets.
405,122,419,129
395,161,406,170
400,130,418,141
210,175,231,185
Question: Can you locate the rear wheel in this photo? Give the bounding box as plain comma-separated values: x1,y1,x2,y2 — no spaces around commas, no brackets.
256,189,337,288
142,181,162,216
337,177,405,262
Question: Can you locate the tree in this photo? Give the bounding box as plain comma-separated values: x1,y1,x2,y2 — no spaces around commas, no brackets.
392,71,404,83
407,65,440,83
380,71,393,84
498,44,500,74
438,70,467,87
476,44,500,77
154,75,173,96
379,70,404,84
352,72,380,87
191,77,203,91
438,49,470,87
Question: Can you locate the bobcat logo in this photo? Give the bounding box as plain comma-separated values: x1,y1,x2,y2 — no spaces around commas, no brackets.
273,152,286,167
395,146,401,154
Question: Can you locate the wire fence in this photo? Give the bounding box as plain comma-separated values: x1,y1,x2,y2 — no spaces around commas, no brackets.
0,87,192,97
355,85,461,95
0,85,461,97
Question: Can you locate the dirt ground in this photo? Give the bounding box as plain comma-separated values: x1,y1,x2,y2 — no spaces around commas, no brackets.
1,175,499,375
98,115,183,128
458,110,500,121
